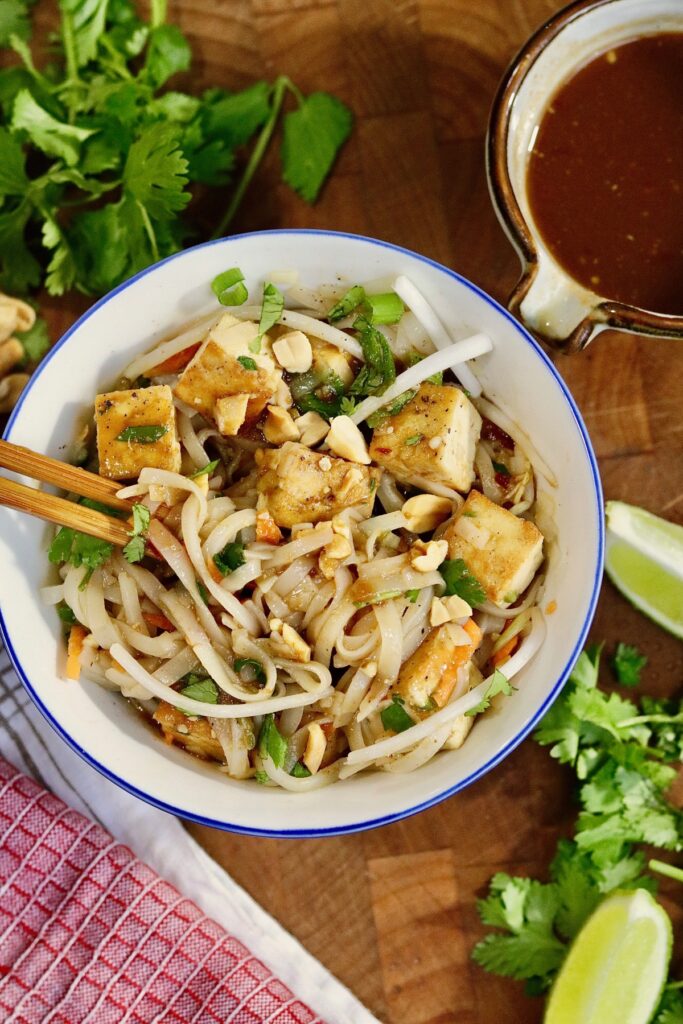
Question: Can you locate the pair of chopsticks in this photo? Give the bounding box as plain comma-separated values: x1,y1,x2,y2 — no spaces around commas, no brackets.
0,439,133,546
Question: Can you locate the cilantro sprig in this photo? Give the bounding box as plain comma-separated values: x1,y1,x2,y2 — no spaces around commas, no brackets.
472,644,683,1008
439,558,486,607
123,501,150,563
612,641,648,687
0,4,352,297
48,526,113,587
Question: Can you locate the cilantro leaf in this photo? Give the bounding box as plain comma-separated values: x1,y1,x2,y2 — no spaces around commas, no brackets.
180,676,218,703
0,127,28,196
0,202,40,293
0,0,31,46
612,642,648,687
123,122,190,221
59,0,110,67
291,762,311,778
258,713,287,768
143,24,191,88
465,670,515,717
213,541,245,576
48,527,113,585
42,218,77,296
439,558,486,606
12,90,95,166
123,501,150,562
281,92,352,203
123,534,146,563
654,989,683,1024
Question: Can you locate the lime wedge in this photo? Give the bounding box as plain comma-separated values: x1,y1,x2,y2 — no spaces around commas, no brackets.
544,889,672,1024
605,500,683,640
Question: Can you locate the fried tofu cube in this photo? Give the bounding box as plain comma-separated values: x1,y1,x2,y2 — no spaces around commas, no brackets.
394,618,482,709
254,441,381,529
173,314,280,430
369,383,482,492
153,702,224,762
442,490,544,607
95,384,181,480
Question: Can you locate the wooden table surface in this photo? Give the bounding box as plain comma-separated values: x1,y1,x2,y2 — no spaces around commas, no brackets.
30,1,683,1021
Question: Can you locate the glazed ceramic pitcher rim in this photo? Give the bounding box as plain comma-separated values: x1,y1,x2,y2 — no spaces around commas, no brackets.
486,0,683,350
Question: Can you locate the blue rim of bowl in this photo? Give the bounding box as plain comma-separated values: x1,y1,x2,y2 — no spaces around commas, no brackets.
0,229,604,838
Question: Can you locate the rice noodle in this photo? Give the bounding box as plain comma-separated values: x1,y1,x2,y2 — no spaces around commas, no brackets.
392,276,484,396
345,609,546,766
350,333,492,426
231,305,363,359
475,397,557,486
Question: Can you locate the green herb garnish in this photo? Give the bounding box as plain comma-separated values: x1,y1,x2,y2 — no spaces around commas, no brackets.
123,501,150,563
291,762,312,778
353,588,403,608
237,355,257,371
211,267,248,306
472,644,683,1001
405,350,443,385
258,713,287,769
348,315,396,399
362,291,404,325
180,676,218,703
492,460,510,476
0,5,351,298
116,424,168,443
381,695,414,734
439,558,486,607
255,281,284,347
196,579,210,604
327,284,365,323
612,642,648,687
79,496,127,519
48,527,113,588
405,589,420,603
190,459,219,478
213,541,245,576
404,433,423,446
254,770,270,784
234,658,266,686
465,670,515,717
57,601,76,626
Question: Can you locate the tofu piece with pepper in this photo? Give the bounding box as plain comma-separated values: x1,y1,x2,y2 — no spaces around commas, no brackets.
254,441,381,529
173,314,281,431
95,384,181,480
394,618,482,710
369,383,482,492
442,490,544,607
153,702,224,762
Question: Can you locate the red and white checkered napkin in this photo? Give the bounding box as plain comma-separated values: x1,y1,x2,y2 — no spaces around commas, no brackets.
0,757,323,1024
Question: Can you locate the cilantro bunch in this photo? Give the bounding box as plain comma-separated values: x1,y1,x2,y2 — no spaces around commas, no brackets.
472,644,683,1018
0,0,352,298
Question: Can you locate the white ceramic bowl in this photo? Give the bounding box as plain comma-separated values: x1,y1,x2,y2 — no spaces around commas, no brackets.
0,230,603,837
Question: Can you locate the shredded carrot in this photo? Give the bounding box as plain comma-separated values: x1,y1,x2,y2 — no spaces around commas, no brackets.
256,511,283,544
491,634,520,669
432,618,483,708
66,625,88,680
207,559,223,584
143,612,175,632
148,342,201,376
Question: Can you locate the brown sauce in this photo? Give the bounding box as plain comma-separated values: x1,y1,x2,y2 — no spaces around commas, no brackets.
527,33,683,314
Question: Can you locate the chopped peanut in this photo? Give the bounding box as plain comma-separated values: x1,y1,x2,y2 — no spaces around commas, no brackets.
326,415,371,464
215,393,249,436
296,411,329,447
263,406,300,444
402,494,452,533
303,722,327,774
272,330,313,373
429,597,451,626
410,538,449,572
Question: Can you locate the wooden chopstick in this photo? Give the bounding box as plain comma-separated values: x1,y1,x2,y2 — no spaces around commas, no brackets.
0,440,131,512
0,476,132,546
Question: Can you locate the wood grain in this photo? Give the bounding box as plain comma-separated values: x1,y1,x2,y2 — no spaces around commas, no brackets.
11,0,683,1021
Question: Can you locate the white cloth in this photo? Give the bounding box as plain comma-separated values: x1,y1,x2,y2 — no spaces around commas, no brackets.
0,645,379,1024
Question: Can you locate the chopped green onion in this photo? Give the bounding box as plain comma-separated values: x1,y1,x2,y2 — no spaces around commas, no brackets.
180,676,219,703
404,433,423,446
212,267,248,306
116,425,168,443
258,713,287,768
213,541,246,576
353,588,403,609
191,459,219,478
362,291,404,325
196,579,210,604
327,284,366,323
405,589,420,603
234,658,266,685
381,695,414,733
237,355,258,370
